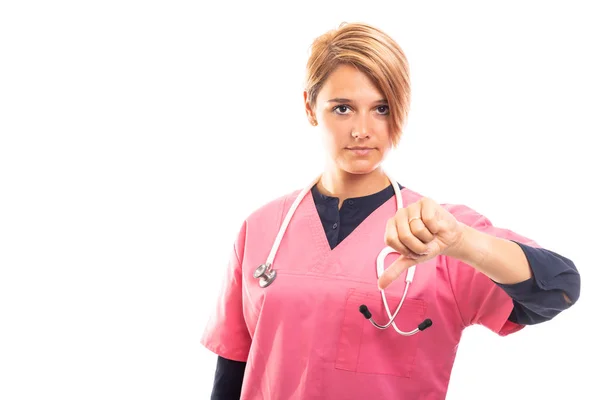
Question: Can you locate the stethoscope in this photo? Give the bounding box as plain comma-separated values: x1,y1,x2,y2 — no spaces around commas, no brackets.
253,173,433,335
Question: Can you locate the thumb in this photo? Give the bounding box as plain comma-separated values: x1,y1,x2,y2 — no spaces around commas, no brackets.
377,255,417,290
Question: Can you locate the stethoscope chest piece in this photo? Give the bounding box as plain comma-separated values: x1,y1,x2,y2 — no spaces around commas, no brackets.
254,263,277,288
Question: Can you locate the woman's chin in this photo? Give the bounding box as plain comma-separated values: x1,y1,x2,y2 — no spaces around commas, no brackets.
340,160,381,175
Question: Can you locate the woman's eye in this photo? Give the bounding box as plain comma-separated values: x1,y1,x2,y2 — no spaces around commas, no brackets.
333,105,351,114
377,105,390,114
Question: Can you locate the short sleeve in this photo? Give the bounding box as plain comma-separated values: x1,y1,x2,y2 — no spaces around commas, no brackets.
445,205,539,337
200,222,252,362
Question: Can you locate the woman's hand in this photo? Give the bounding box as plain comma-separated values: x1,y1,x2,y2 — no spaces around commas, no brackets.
378,197,465,290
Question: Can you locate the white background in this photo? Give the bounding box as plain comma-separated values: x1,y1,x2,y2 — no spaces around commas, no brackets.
1,1,598,399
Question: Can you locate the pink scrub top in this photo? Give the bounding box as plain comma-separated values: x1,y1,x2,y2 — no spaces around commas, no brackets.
201,187,537,399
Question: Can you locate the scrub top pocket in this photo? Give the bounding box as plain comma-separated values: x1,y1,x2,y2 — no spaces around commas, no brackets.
335,288,427,378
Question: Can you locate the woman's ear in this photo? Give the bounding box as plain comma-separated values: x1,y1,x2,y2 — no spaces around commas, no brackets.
303,91,317,126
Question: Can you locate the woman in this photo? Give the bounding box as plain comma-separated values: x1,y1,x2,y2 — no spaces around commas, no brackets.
201,22,580,399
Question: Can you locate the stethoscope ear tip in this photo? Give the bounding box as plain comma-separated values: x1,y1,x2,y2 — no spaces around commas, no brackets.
358,304,372,319
418,319,433,331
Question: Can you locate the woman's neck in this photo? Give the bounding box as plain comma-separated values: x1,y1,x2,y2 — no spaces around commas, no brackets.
316,167,391,205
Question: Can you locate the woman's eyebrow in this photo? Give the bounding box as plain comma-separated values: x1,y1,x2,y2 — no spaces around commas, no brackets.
326,98,388,104
326,97,352,103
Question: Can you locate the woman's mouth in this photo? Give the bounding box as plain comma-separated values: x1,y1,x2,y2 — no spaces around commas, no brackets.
347,147,374,156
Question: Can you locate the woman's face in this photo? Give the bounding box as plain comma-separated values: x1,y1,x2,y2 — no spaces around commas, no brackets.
305,64,393,176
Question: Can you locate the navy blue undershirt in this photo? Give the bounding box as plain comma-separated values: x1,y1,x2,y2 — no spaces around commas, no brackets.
209,183,580,399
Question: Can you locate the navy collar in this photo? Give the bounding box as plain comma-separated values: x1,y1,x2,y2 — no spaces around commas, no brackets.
311,182,402,209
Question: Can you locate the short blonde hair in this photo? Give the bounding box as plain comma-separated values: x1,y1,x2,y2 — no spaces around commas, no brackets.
305,22,411,146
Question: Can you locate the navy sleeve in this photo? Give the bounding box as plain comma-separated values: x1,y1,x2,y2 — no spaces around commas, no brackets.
210,356,246,400
496,242,580,325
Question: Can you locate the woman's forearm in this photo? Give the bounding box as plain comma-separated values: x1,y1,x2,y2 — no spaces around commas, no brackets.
446,223,533,285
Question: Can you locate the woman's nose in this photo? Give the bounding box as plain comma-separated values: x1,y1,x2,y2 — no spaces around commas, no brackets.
352,116,370,139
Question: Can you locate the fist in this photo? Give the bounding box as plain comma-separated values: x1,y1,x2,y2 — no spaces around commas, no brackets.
378,197,465,290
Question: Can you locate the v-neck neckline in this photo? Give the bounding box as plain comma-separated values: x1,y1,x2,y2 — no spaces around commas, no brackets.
311,183,396,249
305,188,401,268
